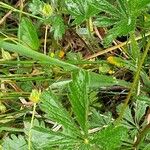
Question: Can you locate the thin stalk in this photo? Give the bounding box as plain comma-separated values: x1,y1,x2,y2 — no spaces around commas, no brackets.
44,25,49,55
19,0,24,21
87,17,93,38
115,40,150,125
18,0,25,72
28,103,36,150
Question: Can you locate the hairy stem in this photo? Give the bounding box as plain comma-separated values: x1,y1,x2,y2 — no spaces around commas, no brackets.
28,103,37,150
87,17,93,38
44,25,49,55
115,40,150,125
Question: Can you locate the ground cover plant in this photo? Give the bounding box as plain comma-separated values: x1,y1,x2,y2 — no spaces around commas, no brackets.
0,0,150,149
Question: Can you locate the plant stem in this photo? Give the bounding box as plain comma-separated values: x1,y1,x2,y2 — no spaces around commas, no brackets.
133,123,150,148
87,17,93,38
19,0,24,21
44,25,49,55
115,40,150,125
28,103,36,150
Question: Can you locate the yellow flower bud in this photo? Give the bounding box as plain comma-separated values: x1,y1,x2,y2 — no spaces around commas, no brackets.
108,69,115,74
107,56,124,67
58,50,65,58
29,89,41,103
50,52,55,58
42,3,53,17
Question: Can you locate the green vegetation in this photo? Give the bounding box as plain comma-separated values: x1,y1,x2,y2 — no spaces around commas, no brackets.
0,0,150,149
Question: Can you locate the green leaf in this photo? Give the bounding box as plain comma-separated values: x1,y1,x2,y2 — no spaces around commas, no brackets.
92,125,128,150
29,0,43,15
143,143,150,150
136,0,150,9
134,100,148,125
68,70,89,134
136,95,150,105
104,18,136,46
92,0,149,46
0,127,24,133
2,134,27,150
24,119,77,149
66,0,100,25
18,17,40,50
89,109,113,128
117,0,128,17
117,100,148,137
40,90,80,137
94,16,119,27
31,126,80,149
129,31,140,62
89,72,129,88
92,0,122,18
50,15,66,40
117,104,135,129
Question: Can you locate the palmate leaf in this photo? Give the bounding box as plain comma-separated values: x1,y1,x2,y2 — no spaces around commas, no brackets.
68,70,89,134
40,90,80,137
18,17,40,51
2,134,27,150
117,100,148,138
93,0,150,46
117,104,135,130
92,125,128,150
116,100,149,147
65,0,100,25
103,18,136,46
